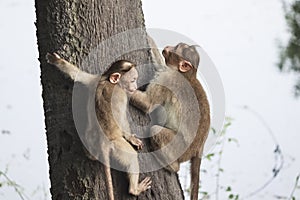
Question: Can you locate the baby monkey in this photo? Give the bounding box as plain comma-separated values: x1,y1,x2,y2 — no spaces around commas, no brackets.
46,53,151,200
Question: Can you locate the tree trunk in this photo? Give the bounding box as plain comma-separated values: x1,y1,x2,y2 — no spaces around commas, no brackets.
35,0,184,199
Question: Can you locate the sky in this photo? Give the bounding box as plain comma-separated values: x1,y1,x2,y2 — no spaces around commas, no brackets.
0,0,300,199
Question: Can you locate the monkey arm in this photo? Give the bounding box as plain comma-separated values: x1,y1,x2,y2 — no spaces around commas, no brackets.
130,90,152,113
46,53,80,80
46,53,95,84
130,83,169,114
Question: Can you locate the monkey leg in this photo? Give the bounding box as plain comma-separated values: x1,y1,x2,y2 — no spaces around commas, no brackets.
111,138,151,196
150,125,180,172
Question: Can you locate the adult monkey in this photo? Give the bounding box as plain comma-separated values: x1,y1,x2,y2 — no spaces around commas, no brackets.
46,53,151,200
130,43,210,200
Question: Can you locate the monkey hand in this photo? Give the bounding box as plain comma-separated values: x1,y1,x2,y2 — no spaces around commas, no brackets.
128,134,143,150
46,52,62,65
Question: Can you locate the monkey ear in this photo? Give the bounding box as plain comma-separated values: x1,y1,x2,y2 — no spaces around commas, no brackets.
109,73,121,84
179,60,193,72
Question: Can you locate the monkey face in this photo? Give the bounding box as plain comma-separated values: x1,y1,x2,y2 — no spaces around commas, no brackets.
162,45,182,69
162,43,200,71
118,67,138,95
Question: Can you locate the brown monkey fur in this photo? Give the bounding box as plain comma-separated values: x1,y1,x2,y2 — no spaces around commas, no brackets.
130,43,210,200
46,53,151,200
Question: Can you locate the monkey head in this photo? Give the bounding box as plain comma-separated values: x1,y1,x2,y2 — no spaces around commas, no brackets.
162,43,200,73
105,60,138,95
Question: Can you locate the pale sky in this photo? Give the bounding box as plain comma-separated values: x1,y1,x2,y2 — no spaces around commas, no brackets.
0,0,300,199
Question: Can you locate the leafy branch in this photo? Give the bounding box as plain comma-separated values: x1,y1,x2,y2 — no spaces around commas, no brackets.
214,117,240,200
197,117,240,200
288,173,300,200
242,106,284,199
0,170,29,200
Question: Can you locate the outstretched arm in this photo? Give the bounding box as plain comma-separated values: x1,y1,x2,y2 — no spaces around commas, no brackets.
46,53,96,84
46,53,80,80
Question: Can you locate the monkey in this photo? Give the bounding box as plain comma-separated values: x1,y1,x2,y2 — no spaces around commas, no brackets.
46,53,151,200
130,42,210,200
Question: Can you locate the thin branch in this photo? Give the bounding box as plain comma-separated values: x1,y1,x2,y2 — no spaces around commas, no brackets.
288,173,300,200
241,106,284,199
0,170,29,200
215,136,226,200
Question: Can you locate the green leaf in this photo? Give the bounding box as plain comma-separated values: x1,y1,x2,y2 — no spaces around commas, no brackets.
211,127,216,134
228,138,239,146
225,116,234,122
224,122,232,128
296,175,299,182
229,194,234,199
228,138,238,143
226,186,232,192
205,153,215,161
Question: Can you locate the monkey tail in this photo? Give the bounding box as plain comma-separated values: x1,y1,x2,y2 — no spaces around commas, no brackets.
190,155,201,200
103,150,114,200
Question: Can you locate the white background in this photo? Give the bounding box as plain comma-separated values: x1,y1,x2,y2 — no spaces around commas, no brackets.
0,0,299,199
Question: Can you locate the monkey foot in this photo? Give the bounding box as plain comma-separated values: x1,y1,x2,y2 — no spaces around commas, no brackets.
129,177,152,196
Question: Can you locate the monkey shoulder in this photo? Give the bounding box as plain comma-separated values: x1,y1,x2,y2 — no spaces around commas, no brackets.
95,81,126,104
94,80,128,132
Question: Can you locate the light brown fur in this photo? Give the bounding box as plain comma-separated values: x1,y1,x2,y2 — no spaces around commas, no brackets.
46,53,151,200
130,43,210,200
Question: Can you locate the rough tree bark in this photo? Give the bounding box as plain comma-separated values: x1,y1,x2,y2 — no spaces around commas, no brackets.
35,0,184,199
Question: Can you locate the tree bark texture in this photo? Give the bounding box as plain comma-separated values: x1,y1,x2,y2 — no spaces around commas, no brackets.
35,0,184,199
